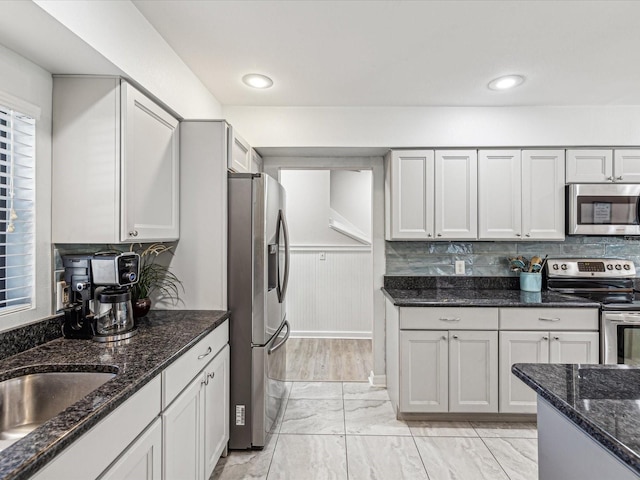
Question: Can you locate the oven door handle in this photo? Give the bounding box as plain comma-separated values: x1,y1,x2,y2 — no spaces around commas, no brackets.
558,287,634,293
605,314,640,324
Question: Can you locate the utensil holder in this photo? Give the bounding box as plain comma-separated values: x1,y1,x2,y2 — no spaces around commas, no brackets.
520,272,542,292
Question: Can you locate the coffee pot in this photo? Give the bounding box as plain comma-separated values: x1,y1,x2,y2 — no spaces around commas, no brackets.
62,252,140,342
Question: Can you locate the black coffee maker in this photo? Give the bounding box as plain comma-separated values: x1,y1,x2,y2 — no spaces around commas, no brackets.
62,252,140,342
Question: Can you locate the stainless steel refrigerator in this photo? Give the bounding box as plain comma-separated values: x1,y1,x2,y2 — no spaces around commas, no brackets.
228,172,290,449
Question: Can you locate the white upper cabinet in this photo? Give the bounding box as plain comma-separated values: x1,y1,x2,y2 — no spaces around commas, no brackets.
521,150,565,240
385,150,435,239
52,76,179,243
434,150,478,239
478,150,522,239
566,149,613,183
250,148,263,173
386,149,477,240
613,149,640,183
227,127,251,173
479,149,565,241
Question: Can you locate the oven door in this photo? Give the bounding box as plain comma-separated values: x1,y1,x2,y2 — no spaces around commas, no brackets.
568,184,640,235
602,312,640,365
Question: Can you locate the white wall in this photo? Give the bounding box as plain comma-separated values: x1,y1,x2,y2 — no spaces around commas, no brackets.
330,170,372,239
223,105,640,148
0,44,52,332
33,0,222,119
281,170,363,246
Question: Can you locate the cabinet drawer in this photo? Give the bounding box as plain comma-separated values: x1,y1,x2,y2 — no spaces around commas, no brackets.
163,320,229,408
499,308,598,331
400,307,499,330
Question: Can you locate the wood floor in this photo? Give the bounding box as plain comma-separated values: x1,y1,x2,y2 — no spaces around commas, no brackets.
286,338,372,382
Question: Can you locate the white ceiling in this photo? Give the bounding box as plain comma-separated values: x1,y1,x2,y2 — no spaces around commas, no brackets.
133,0,640,108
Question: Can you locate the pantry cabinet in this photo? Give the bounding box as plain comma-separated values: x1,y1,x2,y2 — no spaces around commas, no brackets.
479,149,565,240
52,76,179,243
385,149,477,240
498,308,599,414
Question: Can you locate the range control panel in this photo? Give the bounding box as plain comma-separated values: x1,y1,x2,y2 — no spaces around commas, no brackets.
547,258,636,278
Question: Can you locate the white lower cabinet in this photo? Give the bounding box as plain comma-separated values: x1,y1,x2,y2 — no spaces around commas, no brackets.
499,330,599,413
163,344,230,480
398,329,498,413
99,418,162,480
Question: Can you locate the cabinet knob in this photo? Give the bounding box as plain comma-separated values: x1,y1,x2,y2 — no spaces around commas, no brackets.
437,233,442,237
452,335,459,339
515,233,521,237
542,336,549,340
441,335,447,340
427,233,432,238
129,230,139,237
607,176,613,181
553,336,560,340
617,176,623,181
525,233,531,238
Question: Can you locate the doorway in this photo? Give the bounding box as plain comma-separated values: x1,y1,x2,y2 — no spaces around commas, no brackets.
280,168,373,381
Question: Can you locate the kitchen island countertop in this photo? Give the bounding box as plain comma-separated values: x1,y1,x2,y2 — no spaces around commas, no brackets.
512,363,640,477
0,310,229,480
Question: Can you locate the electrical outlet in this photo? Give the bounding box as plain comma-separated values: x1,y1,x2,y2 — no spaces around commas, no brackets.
56,281,68,311
455,261,465,275
319,251,326,261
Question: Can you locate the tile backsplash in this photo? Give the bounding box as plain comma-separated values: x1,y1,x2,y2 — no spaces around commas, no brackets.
386,236,640,276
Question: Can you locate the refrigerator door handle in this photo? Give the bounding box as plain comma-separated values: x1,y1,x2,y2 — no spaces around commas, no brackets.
276,209,291,303
268,320,290,355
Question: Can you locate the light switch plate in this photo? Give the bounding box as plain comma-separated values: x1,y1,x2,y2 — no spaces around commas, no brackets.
455,261,465,275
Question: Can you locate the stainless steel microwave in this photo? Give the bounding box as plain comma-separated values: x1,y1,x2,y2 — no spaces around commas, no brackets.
568,184,640,235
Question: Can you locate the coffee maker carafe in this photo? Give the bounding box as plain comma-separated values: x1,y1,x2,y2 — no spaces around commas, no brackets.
62,252,140,342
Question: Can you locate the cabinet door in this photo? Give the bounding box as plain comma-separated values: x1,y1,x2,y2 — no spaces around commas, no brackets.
388,150,435,239
499,331,549,414
121,81,180,242
521,150,565,240
434,150,478,239
399,330,448,412
227,127,251,173
478,150,522,239
163,374,204,480
549,332,599,364
614,149,640,183
566,149,613,183
251,148,263,173
449,330,498,413
99,418,162,480
203,345,230,479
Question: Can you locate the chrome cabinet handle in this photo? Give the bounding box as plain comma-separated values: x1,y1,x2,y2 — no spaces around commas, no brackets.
452,335,459,339
439,317,461,322
437,233,442,237
198,346,212,359
525,233,531,237
542,336,549,340
553,336,560,340
539,317,560,322
617,176,623,181
427,233,432,238
201,371,216,386
516,233,521,237
607,176,613,181
129,230,139,237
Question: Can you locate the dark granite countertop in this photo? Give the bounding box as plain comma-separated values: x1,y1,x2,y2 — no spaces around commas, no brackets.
0,310,230,480
382,287,601,308
512,363,640,476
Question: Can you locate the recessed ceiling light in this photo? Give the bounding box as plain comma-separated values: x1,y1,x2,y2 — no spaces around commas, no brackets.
488,74,525,91
242,73,273,89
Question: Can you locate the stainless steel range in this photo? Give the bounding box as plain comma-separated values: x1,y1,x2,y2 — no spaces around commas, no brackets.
546,258,640,365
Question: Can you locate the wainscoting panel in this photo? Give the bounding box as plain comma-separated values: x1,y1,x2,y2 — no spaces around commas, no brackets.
288,247,373,338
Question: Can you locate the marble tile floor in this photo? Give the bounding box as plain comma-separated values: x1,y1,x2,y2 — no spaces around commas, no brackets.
212,381,538,480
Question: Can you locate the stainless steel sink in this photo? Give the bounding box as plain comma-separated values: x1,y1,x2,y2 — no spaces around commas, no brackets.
0,371,116,441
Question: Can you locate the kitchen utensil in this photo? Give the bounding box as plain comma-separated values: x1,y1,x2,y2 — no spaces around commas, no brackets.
529,256,542,272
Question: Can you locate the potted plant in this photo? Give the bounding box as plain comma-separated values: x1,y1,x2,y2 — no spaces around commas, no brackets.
129,243,183,318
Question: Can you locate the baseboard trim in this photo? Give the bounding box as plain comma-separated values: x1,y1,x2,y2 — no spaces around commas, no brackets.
290,331,372,339
368,371,386,387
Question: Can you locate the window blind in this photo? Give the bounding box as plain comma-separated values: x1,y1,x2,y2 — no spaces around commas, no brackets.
0,105,35,314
